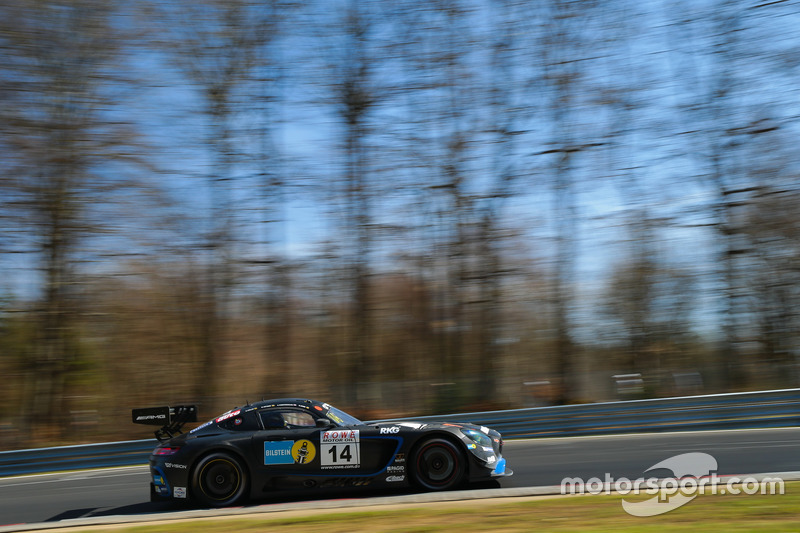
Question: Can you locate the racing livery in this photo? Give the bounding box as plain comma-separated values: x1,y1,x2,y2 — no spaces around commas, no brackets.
133,398,511,507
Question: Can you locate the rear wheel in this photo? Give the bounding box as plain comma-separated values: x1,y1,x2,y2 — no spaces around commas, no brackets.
191,452,248,507
411,438,466,490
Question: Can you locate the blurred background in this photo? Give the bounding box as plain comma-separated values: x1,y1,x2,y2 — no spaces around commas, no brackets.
1,0,799,448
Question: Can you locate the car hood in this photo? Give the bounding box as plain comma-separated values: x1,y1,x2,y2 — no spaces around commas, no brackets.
370,420,500,437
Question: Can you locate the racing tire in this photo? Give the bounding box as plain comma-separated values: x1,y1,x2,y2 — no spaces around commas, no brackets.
191,452,249,507
411,438,466,491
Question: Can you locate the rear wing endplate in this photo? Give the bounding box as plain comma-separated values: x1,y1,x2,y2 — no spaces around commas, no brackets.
132,405,198,442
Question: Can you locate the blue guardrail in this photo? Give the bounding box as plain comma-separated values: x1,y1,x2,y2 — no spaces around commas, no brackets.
1,389,798,477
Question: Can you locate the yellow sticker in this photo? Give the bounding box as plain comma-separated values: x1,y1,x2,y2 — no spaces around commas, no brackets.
292,439,316,464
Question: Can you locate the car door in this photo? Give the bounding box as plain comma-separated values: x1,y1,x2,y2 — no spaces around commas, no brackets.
251,408,321,479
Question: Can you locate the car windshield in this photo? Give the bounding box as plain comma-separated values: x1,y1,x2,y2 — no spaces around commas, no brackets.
326,405,363,426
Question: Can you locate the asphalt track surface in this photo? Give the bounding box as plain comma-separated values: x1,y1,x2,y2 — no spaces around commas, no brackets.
1,427,798,530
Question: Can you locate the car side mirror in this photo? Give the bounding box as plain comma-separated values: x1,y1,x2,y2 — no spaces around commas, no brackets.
316,418,333,429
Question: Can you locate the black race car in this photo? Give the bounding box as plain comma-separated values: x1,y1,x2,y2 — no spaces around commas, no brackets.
132,398,511,507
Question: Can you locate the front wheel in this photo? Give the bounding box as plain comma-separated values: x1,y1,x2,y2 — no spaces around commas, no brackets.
411,438,466,491
191,452,248,507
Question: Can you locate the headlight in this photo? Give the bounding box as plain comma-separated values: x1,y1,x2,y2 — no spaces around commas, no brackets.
461,429,492,447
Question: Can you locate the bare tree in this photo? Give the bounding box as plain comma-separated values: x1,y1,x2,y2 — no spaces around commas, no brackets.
0,0,143,437
536,0,603,403
145,0,280,406
667,0,775,389
331,1,381,403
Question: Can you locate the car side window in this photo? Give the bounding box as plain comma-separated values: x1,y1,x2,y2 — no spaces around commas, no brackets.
260,411,286,430
259,409,316,430
283,411,316,428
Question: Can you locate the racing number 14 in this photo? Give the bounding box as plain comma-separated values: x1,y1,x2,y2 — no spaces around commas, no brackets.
320,429,361,468
327,444,352,463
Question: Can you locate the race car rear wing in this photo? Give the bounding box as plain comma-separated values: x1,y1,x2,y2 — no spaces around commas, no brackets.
132,405,198,442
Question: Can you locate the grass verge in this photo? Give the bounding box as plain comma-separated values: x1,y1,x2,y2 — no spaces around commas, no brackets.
58,482,798,533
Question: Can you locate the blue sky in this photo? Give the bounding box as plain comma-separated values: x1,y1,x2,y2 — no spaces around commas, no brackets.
3,0,800,342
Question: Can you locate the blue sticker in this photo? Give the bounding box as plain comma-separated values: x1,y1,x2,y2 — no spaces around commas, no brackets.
264,441,295,464
492,458,506,476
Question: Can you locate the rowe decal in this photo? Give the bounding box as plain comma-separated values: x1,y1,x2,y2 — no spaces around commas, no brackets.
321,429,359,443
321,429,361,469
